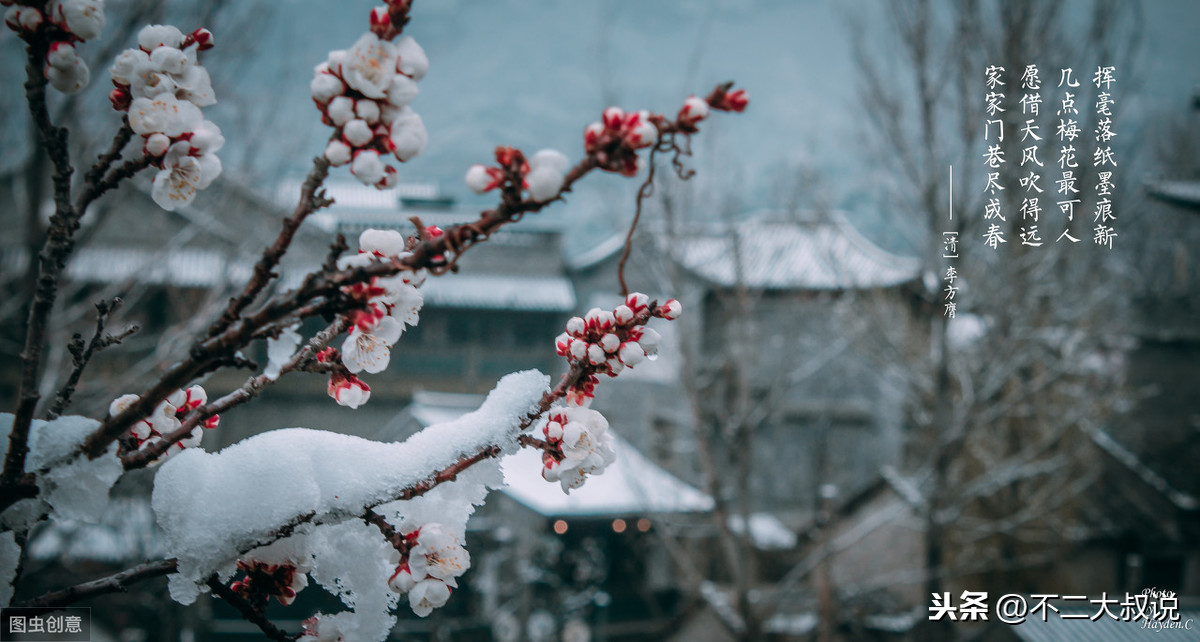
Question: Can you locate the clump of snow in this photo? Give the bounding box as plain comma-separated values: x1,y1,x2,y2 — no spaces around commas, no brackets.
308,521,400,640
28,415,123,522
0,413,123,527
153,370,548,607
0,531,19,606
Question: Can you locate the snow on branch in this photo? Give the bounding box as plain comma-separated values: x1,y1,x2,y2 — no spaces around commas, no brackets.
151,370,548,604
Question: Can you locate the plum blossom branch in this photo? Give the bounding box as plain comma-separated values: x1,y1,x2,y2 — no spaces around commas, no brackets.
121,317,348,470
210,156,334,337
5,30,83,488
16,558,179,608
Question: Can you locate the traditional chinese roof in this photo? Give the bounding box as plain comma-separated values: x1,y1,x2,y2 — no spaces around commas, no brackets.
404,392,714,517
668,211,921,290
1013,607,1200,641
1145,179,1200,212
421,273,575,312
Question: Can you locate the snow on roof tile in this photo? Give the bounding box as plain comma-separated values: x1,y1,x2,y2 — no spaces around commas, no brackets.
1146,178,1200,210
672,211,920,290
66,247,229,288
406,397,714,517
421,274,576,312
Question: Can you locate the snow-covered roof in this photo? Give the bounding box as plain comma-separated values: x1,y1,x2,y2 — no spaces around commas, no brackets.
422,274,576,312
727,512,797,550
405,395,714,517
10,244,575,312
67,247,233,288
1085,425,1199,511
670,211,920,290
501,434,714,516
1013,607,1200,642
1146,178,1200,210
566,232,626,271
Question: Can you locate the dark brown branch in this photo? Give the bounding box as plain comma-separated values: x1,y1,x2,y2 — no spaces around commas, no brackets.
76,119,134,211
365,508,409,554
206,576,296,642
5,33,79,488
76,155,153,213
122,317,349,470
85,86,730,467
17,558,179,608
210,157,333,337
47,298,138,420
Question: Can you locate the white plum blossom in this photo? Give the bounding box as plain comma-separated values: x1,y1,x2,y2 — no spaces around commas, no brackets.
310,68,345,104
525,166,563,202
394,35,428,80
342,33,396,99
409,577,452,617
464,164,496,194
351,150,386,186
144,133,170,157
5,6,44,33
341,315,403,374
679,95,709,125
137,24,184,50
47,0,105,41
326,96,356,127
359,228,407,257
109,48,148,86
386,73,418,107
109,385,215,463
327,373,371,409
540,406,617,493
313,29,431,187
407,524,470,583
324,140,352,166
388,107,427,162
387,523,469,617
44,43,89,94
151,140,221,211
128,94,203,137
387,563,417,594
343,118,374,147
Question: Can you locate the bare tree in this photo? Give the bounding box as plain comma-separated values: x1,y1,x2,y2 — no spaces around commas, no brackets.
851,0,1141,632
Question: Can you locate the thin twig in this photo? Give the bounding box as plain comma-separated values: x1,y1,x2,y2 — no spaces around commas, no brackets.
210,157,333,337
46,298,138,420
121,318,348,470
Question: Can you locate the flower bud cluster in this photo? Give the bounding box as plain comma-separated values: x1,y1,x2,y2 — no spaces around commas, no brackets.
554,292,679,406
112,25,221,211
538,406,617,493
368,0,412,41
313,24,429,189
387,523,470,617
583,107,660,176
108,384,217,463
464,147,569,203
5,0,105,94
321,229,426,406
676,86,749,131
230,558,310,607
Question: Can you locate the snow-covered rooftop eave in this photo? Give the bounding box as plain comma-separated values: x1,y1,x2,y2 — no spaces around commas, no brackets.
669,210,922,291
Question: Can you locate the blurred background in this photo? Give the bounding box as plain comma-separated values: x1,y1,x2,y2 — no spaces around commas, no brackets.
2,0,1199,640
